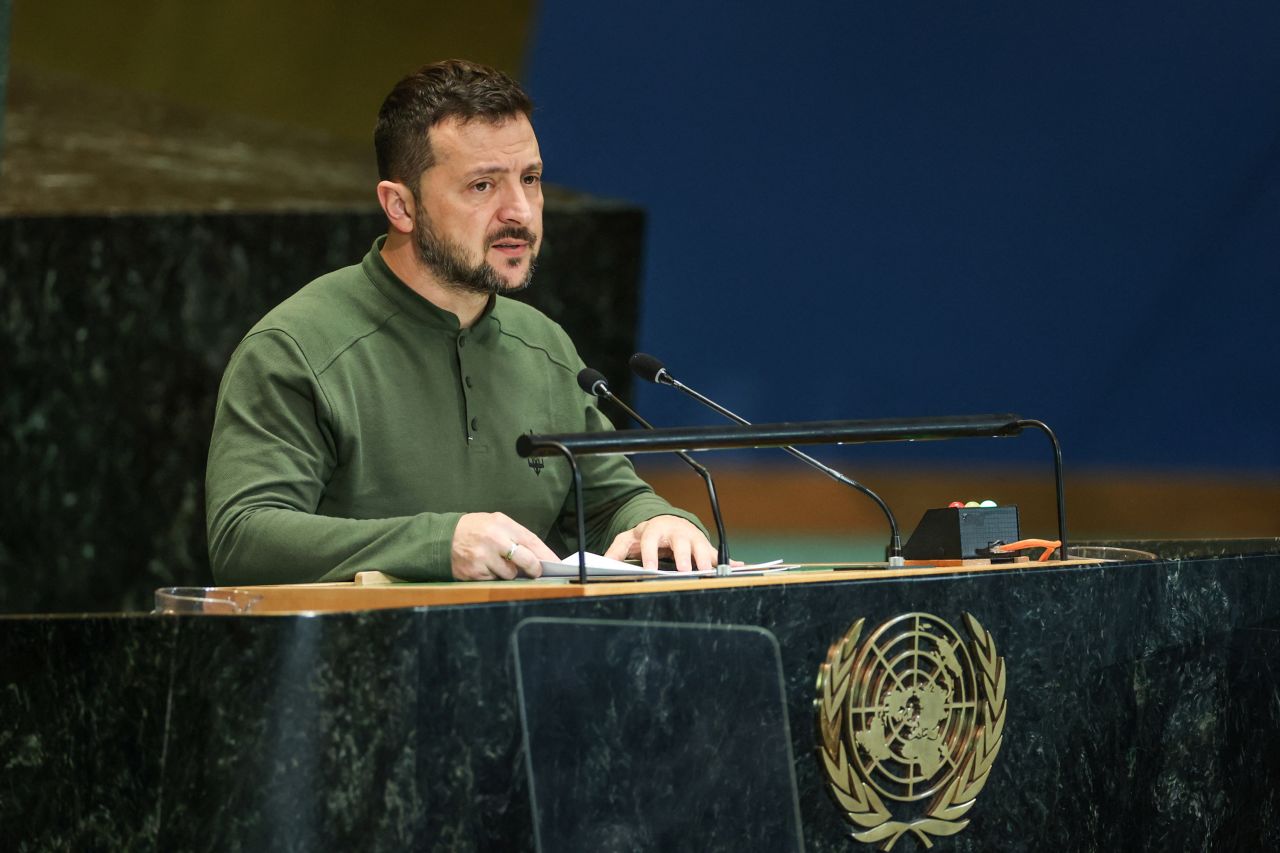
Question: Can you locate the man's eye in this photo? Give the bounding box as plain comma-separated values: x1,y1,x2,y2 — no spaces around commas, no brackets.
523,174,542,186
472,181,492,192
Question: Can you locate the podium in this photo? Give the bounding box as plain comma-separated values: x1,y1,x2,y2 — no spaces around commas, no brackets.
2,541,1279,850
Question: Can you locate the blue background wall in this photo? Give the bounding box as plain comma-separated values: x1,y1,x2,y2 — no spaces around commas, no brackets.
524,1,1279,472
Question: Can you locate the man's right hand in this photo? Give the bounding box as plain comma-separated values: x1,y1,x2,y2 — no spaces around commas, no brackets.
451,512,558,581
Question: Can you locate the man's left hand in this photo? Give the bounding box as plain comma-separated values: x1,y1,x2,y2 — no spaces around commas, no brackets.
603,515,718,572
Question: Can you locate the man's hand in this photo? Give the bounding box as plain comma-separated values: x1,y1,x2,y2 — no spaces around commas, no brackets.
603,515,718,572
451,512,558,581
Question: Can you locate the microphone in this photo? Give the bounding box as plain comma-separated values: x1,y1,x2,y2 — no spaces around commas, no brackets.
629,353,905,565
577,368,731,568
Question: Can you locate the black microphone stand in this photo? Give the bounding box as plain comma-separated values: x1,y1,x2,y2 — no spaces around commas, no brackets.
539,440,588,584
580,370,731,569
516,413,1068,562
630,355,905,565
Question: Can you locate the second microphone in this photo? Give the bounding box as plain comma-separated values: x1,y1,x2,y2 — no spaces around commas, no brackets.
577,367,732,568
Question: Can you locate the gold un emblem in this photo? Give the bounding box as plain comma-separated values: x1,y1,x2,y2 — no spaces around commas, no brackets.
815,612,1007,850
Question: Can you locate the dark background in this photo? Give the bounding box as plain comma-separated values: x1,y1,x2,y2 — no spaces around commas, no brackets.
523,1,1280,472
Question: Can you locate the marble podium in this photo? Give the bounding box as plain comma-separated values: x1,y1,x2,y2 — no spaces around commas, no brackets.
2,542,1278,851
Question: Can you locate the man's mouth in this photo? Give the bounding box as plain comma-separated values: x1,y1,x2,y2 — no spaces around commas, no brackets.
489,227,537,255
491,239,533,260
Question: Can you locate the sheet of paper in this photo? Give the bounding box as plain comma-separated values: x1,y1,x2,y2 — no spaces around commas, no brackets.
538,553,794,579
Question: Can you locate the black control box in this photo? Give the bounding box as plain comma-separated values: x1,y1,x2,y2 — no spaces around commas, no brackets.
903,506,1021,560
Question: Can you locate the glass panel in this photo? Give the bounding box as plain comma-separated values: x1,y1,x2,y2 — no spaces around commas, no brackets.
153,587,264,614
513,618,804,853
1066,546,1157,562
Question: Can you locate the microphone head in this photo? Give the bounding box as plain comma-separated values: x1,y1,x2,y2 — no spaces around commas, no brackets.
629,352,669,384
576,367,610,397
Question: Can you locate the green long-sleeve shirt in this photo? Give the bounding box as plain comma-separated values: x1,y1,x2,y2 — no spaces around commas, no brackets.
205,239,703,584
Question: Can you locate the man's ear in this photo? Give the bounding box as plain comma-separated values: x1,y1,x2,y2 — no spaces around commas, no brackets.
377,181,416,235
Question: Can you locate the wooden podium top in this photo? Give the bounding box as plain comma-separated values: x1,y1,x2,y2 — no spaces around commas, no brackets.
163,558,1102,615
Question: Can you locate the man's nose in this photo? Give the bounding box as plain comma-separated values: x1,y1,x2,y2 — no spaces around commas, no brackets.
496,180,533,224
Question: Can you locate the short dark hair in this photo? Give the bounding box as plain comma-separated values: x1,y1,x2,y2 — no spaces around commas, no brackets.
374,59,534,188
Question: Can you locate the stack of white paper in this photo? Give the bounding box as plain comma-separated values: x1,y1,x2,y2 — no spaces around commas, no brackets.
538,552,792,579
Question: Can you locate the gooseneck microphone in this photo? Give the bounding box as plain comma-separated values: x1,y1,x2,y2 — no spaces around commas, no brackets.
628,353,905,565
577,368,731,568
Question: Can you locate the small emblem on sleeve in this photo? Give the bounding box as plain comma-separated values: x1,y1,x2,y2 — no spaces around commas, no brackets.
526,431,545,476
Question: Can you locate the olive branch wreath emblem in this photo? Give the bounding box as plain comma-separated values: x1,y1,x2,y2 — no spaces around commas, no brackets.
815,613,1007,850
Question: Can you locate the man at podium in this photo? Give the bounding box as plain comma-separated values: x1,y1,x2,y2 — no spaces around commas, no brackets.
205,60,714,585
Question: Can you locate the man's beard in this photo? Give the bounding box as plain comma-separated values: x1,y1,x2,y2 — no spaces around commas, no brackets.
413,214,538,297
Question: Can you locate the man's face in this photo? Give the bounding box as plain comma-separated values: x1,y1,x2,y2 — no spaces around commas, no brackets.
412,115,543,296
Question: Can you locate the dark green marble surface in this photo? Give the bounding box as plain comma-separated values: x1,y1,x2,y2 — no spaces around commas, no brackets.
2,550,1278,851
0,206,643,615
